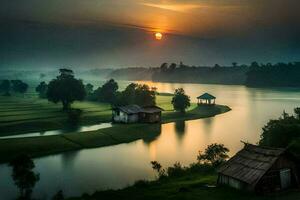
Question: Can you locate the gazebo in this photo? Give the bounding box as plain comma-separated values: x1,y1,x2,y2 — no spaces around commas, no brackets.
197,93,216,105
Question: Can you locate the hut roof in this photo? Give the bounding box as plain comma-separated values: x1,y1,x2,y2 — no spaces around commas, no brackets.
218,144,285,185
114,105,164,114
197,93,216,100
115,105,143,114
142,106,164,113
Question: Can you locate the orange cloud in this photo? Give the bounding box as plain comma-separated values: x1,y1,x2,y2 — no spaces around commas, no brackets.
141,2,206,12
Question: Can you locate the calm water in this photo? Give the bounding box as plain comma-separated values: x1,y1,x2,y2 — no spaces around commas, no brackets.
0,123,112,139
1,82,300,200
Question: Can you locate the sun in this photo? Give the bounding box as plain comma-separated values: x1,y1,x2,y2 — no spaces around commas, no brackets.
155,32,163,40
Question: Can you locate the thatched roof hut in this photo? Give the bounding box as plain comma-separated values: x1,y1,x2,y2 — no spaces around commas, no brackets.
218,143,299,193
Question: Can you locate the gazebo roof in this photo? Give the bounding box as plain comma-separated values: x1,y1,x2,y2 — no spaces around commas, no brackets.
197,93,216,100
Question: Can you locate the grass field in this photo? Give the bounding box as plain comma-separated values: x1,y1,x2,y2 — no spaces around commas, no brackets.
0,94,193,135
0,96,112,135
68,169,300,200
0,94,230,163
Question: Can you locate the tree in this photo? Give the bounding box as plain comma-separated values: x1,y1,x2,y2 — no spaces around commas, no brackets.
259,110,300,147
36,81,48,98
94,79,118,104
169,63,177,71
9,154,40,200
160,62,168,72
47,69,86,110
11,80,29,95
135,84,156,106
151,161,165,178
0,80,11,95
118,83,156,106
294,107,300,120
197,143,229,166
171,88,190,113
85,83,94,96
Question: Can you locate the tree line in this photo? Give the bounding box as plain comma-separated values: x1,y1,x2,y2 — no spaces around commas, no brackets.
36,69,191,113
109,61,300,87
0,80,28,96
246,62,300,87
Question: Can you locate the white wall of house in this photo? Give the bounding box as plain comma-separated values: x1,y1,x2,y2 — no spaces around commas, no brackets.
113,110,139,123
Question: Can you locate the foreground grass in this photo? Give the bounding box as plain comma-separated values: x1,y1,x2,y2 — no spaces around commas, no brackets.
0,94,230,163
68,169,300,200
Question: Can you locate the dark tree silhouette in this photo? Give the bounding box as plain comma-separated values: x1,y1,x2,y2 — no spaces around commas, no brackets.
160,62,168,72
197,143,229,166
259,110,300,147
118,83,156,106
9,154,40,200
36,81,48,98
169,63,177,71
85,83,94,96
246,62,300,87
11,80,29,95
0,80,11,96
94,79,118,104
171,88,190,113
47,69,86,110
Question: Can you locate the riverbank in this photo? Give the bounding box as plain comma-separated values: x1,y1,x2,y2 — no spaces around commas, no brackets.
0,94,175,136
68,167,300,200
0,103,230,163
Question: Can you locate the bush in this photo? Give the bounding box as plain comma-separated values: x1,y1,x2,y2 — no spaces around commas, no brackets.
166,162,185,177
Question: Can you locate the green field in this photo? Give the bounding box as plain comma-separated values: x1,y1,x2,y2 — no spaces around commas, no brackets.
0,96,112,135
69,170,300,200
0,95,230,163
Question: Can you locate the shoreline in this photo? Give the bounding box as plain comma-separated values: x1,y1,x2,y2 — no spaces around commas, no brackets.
0,105,231,164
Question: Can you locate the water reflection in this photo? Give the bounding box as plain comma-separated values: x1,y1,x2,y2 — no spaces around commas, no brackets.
61,151,79,168
1,82,300,199
202,117,214,134
174,120,185,140
142,124,162,144
0,123,113,139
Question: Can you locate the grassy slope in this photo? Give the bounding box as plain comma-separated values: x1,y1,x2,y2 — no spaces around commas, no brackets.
69,171,300,200
0,96,112,135
0,95,230,163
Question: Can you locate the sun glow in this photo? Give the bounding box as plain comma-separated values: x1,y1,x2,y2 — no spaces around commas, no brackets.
155,32,163,40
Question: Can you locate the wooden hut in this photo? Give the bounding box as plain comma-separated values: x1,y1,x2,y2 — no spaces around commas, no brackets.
217,144,299,193
139,106,164,123
197,93,216,105
112,105,163,124
112,105,141,123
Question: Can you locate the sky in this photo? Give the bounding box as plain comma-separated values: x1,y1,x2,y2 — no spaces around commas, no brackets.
1,0,300,69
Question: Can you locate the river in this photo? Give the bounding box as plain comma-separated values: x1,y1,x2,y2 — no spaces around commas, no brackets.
1,82,300,200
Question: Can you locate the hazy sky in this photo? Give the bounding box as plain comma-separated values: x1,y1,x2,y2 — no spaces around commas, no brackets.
1,0,300,69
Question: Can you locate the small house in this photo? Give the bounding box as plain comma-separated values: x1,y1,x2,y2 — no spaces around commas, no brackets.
112,105,163,124
217,143,299,193
197,93,216,105
139,106,163,123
